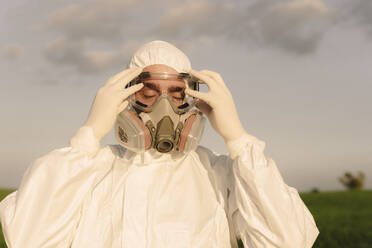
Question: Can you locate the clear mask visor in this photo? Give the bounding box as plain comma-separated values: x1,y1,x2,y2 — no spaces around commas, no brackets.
126,72,200,114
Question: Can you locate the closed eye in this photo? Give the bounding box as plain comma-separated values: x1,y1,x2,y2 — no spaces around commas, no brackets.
172,96,183,100
144,95,156,98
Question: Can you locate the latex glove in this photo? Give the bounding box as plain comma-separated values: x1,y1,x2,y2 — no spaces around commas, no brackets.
83,67,144,142
185,69,246,142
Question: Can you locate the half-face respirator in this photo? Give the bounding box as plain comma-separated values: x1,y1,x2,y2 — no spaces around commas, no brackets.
115,71,206,153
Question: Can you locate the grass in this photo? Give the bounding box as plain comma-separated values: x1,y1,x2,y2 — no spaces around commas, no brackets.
1,189,371,248
300,190,372,248
0,189,15,248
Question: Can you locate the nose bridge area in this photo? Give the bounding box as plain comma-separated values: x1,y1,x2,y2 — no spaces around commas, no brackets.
153,95,174,113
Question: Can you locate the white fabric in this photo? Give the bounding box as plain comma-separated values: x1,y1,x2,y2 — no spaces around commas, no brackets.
225,132,262,160
69,126,101,158
127,40,192,73
0,126,319,248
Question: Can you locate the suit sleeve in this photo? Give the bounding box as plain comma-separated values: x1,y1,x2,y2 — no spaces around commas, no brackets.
0,126,114,248
221,132,319,248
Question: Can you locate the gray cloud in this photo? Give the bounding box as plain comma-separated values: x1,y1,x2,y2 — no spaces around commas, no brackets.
42,0,146,73
150,1,235,38
346,0,372,37
41,0,200,74
43,36,140,73
234,0,332,54
41,0,335,74
1,43,24,60
150,0,333,55
46,0,137,41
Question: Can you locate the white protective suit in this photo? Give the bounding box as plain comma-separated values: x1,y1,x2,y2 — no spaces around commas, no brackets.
0,41,319,248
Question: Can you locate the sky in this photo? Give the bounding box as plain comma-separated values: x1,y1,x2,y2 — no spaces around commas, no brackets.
1,0,371,192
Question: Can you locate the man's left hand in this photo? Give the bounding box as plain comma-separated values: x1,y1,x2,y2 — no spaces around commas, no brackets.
185,69,246,142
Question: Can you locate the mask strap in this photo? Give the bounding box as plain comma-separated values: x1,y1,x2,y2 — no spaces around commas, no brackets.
177,112,199,151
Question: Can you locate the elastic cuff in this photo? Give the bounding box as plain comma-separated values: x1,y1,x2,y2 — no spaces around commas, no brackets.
226,132,265,160
69,126,100,158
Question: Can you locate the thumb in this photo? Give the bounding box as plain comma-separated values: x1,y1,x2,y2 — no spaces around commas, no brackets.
117,100,129,114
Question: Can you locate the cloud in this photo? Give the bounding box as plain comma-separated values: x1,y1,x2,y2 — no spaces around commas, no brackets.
42,0,145,73
41,0,335,74
43,37,83,65
241,0,332,54
344,0,372,37
1,44,24,60
150,1,235,38
46,0,137,41
43,36,140,73
150,0,333,55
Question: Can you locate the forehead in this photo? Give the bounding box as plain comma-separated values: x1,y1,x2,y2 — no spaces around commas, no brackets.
142,64,179,73
142,78,185,88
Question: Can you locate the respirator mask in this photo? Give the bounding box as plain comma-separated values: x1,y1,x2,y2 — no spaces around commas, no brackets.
115,71,206,154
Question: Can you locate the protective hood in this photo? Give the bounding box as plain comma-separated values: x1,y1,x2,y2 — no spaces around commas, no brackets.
127,40,191,73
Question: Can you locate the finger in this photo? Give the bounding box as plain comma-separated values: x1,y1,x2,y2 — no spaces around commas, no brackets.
199,71,230,95
105,67,140,87
117,100,129,114
184,88,212,105
195,71,214,85
196,99,212,116
113,67,143,89
189,69,219,90
199,70,228,90
119,82,144,99
199,70,222,82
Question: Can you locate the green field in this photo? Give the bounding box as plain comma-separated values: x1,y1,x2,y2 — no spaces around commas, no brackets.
0,189,15,248
1,189,371,248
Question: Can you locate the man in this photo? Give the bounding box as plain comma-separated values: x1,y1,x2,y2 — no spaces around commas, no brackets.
0,40,319,248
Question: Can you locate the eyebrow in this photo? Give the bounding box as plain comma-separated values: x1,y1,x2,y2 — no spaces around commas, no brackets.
168,86,185,93
143,83,160,93
143,83,185,93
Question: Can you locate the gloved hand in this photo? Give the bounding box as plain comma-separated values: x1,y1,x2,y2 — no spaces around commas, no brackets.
83,67,144,142
185,69,246,142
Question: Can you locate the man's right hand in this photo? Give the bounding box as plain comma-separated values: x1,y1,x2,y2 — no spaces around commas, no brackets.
83,67,144,142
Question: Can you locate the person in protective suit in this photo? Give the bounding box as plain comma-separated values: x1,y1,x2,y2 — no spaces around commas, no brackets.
0,40,319,248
